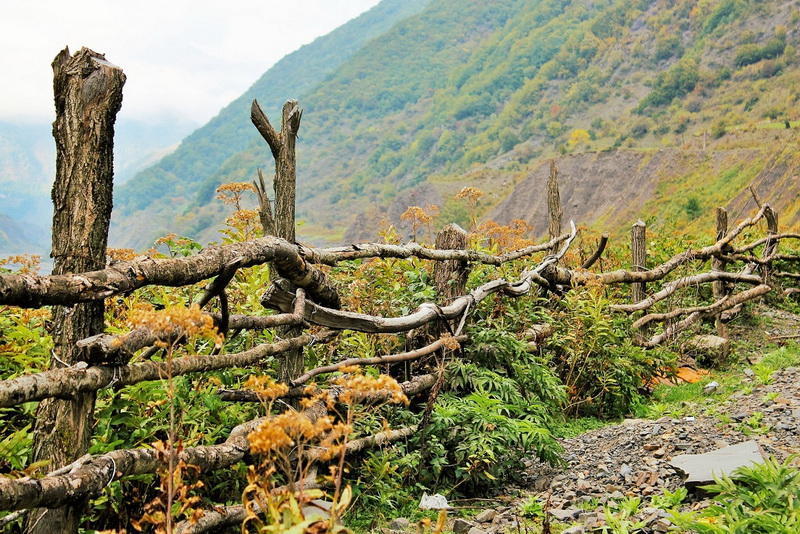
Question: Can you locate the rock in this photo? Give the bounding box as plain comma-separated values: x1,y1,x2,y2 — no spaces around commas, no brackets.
548,508,580,521
732,412,748,422
467,528,487,534
619,463,633,478
652,448,667,458
453,519,475,534
419,493,451,510
669,440,764,485
387,518,411,531
685,335,730,363
653,518,672,533
576,479,593,494
474,509,496,523
643,443,660,451
704,381,720,394
562,526,585,534
744,368,755,378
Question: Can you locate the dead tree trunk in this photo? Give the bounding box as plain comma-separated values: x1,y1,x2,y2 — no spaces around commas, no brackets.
27,47,124,534
547,160,562,256
433,224,469,302
251,99,307,383
631,221,647,304
712,207,728,337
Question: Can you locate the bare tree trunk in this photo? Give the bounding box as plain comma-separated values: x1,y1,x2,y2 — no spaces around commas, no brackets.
251,99,307,383
27,47,124,534
547,160,562,256
433,224,469,302
712,207,728,337
631,221,647,304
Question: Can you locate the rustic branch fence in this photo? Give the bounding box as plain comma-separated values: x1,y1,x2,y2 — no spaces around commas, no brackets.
0,48,798,533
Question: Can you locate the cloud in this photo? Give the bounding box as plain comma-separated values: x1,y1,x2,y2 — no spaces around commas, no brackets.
0,0,380,124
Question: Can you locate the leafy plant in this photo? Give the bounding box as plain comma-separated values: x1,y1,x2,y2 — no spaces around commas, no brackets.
671,457,800,533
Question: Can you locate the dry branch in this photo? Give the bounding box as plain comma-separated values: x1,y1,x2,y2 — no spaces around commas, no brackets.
290,337,465,386
264,223,579,334
643,284,771,347
219,372,437,405
539,206,769,287
0,236,340,309
0,413,268,512
581,235,608,269
172,428,414,534
77,310,305,361
301,234,569,266
0,375,421,513
611,271,763,313
0,331,335,408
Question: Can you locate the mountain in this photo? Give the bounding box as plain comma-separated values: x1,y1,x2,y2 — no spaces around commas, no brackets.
114,0,800,249
0,117,196,257
111,0,433,246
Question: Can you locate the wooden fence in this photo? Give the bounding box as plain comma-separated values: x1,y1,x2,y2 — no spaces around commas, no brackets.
0,47,798,533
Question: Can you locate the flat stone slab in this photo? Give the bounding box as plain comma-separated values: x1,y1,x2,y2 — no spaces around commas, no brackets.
669,440,764,485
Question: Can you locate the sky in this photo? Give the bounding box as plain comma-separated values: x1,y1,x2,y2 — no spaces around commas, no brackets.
0,0,381,125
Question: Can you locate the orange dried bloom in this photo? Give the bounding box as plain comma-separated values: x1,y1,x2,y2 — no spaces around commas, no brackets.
244,375,289,400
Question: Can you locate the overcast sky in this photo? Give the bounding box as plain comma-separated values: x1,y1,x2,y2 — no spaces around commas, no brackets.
0,0,380,125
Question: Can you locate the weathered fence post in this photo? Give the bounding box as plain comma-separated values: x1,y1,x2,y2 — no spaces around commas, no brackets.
433,223,470,302
251,99,309,383
631,221,647,304
763,205,778,277
547,160,562,256
27,47,124,534
713,207,729,337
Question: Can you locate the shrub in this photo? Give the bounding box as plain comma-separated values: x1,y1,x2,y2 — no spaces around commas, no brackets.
547,287,673,417
671,458,800,533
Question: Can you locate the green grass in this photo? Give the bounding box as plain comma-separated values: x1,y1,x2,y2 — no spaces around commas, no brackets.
636,342,800,419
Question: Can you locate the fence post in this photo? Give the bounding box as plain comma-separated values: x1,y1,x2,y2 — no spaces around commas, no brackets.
713,207,728,337
631,221,647,304
763,205,778,279
27,47,124,534
433,223,469,302
251,99,308,383
547,159,562,256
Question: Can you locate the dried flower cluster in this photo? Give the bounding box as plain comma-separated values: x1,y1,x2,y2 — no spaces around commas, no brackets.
106,247,138,262
455,186,485,206
216,181,257,211
331,365,409,406
127,303,222,347
0,254,41,274
474,219,535,251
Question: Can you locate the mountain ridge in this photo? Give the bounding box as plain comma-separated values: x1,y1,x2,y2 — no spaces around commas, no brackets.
111,0,800,249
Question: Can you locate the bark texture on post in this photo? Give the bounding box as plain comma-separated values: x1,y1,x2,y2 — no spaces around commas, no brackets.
433,224,469,302
547,160,562,256
251,99,307,383
762,206,778,280
712,207,729,337
28,47,124,534
251,99,302,244
631,221,647,304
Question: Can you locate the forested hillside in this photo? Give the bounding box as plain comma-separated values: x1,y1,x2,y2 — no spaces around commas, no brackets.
111,0,432,246
114,0,800,249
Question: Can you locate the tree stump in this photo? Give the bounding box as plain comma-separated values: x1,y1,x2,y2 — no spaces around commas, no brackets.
27,47,124,534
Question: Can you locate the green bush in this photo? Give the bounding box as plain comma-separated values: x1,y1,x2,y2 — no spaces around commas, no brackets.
671,458,800,533
547,287,673,417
